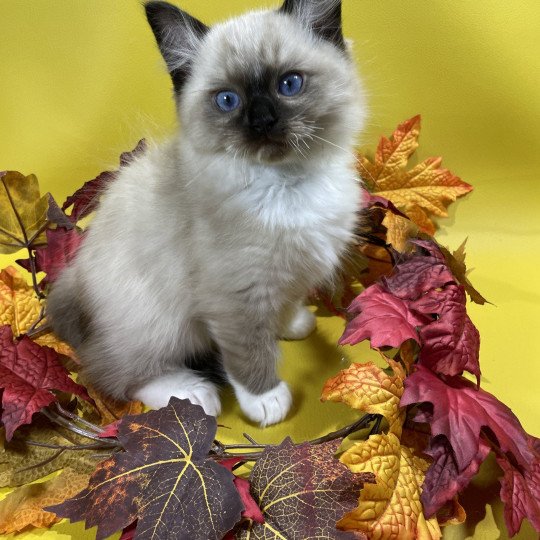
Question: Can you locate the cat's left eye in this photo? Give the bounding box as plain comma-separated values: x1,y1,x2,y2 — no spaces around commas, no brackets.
278,72,304,97
215,91,241,112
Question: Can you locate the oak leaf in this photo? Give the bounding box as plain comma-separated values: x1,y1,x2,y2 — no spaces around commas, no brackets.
0,171,48,254
0,266,73,357
0,326,90,440
47,398,244,540
235,439,373,539
321,360,405,437
338,433,441,539
360,116,472,234
0,468,90,534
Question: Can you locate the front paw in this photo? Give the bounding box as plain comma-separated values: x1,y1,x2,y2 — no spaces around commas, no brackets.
231,380,292,427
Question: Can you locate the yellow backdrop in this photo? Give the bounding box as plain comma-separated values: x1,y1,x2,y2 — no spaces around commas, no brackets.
1,1,539,538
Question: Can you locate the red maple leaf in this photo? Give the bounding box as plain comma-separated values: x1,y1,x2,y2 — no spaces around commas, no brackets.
382,240,455,301
496,435,540,536
401,365,533,472
420,435,491,517
412,285,481,381
0,325,90,440
340,283,428,348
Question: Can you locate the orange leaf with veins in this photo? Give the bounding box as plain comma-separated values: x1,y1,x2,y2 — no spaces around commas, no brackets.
360,116,472,235
321,360,405,437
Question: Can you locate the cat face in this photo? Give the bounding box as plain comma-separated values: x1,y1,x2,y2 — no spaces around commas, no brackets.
146,1,365,164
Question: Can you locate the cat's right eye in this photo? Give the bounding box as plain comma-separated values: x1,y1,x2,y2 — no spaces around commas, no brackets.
215,91,241,112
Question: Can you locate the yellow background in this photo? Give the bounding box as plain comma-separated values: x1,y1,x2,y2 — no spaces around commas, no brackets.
1,1,539,538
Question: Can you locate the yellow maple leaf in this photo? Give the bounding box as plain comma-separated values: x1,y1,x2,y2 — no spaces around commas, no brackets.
338,433,441,540
0,468,90,534
0,171,48,254
0,266,73,357
321,360,405,437
360,116,472,235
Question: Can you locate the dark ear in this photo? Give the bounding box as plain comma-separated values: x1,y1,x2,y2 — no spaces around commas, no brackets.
280,0,344,50
145,1,209,92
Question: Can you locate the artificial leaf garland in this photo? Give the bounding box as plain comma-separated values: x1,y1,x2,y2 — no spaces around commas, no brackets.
0,118,537,539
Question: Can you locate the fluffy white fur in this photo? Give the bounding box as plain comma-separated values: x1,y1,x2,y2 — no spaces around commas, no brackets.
48,1,366,426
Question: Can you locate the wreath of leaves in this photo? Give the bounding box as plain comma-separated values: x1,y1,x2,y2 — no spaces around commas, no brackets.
0,116,538,539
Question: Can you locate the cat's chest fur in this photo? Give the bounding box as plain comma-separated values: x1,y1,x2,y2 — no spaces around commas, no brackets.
185,154,360,295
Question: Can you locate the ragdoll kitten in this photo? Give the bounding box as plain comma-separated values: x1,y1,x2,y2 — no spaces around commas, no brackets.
47,0,366,426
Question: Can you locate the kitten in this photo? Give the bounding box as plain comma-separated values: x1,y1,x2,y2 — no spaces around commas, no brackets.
47,0,366,426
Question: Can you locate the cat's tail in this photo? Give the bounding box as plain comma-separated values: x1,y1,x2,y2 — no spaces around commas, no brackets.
46,266,88,348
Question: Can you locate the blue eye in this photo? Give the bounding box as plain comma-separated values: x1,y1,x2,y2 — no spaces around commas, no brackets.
215,91,241,112
278,72,304,97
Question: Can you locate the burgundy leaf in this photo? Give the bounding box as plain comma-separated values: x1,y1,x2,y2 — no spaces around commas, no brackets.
0,325,90,440
401,366,533,472
421,435,490,517
496,436,540,536
47,398,243,540
362,190,410,219
383,241,455,301
340,284,428,348
34,228,84,284
47,194,74,230
62,139,146,223
98,420,120,439
412,285,481,381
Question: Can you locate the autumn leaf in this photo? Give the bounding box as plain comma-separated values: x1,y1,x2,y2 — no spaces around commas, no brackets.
321,360,405,437
401,366,533,472
496,435,540,536
0,171,48,254
35,228,84,284
0,468,90,534
0,326,90,440
360,116,472,234
439,238,489,305
0,266,73,357
0,417,98,488
62,139,146,223
234,438,373,539
382,240,455,301
340,283,428,349
420,436,490,518
411,285,481,381
338,433,441,539
47,398,243,540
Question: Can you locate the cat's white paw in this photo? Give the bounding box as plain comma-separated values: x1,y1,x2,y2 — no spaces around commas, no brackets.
230,379,292,427
132,371,221,417
280,307,316,340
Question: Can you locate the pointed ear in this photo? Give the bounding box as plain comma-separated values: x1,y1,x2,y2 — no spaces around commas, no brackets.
145,1,209,92
280,0,344,50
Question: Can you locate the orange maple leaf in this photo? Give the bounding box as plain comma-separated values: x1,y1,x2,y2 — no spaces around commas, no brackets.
360,116,472,235
321,360,405,437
